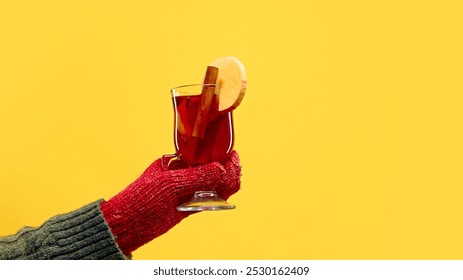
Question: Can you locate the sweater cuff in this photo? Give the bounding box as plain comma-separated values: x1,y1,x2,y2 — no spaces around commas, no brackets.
3,200,130,259
42,199,129,260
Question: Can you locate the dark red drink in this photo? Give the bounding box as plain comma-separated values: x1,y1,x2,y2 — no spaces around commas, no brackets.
173,94,234,166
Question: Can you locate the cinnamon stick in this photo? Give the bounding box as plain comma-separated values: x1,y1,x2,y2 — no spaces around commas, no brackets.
192,66,219,139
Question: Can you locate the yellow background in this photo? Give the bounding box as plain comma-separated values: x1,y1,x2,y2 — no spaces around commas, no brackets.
1,0,462,259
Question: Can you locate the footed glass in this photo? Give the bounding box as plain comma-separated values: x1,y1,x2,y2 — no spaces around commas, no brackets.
164,84,235,211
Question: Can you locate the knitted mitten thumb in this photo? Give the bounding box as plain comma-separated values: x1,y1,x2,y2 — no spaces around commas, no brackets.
100,151,241,256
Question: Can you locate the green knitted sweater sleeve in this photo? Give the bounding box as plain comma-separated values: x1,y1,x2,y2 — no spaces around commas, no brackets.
0,200,128,260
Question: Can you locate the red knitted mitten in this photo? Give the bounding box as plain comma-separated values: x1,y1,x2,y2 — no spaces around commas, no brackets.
100,151,241,255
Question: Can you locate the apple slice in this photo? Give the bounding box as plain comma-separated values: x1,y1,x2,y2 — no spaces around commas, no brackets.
210,56,247,111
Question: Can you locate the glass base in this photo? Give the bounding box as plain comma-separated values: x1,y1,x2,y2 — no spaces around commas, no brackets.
177,191,236,211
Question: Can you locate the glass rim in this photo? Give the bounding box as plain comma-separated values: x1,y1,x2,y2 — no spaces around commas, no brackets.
171,83,216,97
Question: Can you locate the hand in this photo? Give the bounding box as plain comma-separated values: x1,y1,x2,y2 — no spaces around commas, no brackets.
100,151,241,255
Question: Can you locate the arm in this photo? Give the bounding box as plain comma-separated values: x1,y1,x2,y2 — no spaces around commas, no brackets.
0,151,241,259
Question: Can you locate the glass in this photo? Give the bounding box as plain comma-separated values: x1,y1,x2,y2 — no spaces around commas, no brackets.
164,84,236,211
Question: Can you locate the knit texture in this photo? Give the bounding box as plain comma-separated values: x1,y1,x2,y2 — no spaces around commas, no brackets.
0,200,127,260
100,151,241,255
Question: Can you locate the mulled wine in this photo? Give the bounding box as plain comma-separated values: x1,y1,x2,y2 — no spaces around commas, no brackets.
173,94,234,166
166,56,246,211
167,83,236,211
